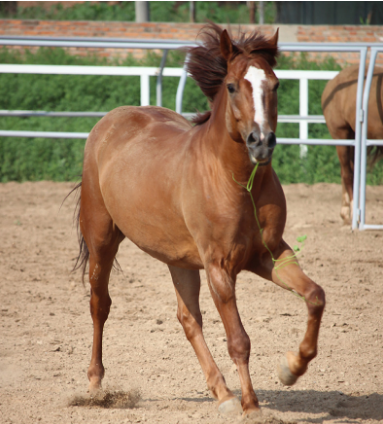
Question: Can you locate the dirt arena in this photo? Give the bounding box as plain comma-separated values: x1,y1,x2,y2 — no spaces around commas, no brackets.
1,181,382,424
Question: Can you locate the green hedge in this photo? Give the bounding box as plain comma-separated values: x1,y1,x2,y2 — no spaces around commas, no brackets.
0,47,382,184
0,1,276,25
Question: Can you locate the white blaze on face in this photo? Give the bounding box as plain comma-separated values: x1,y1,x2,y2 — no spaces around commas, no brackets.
244,66,267,139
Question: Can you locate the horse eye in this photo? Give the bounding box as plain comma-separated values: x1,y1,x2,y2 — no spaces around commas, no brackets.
227,83,236,94
273,82,280,92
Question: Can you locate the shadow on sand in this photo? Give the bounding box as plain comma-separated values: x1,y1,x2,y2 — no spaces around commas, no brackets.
69,387,383,422
254,389,383,422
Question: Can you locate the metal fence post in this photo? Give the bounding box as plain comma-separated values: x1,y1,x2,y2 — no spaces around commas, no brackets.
176,54,189,114
140,74,150,106
156,49,168,107
351,48,367,230
299,78,308,157
359,48,379,230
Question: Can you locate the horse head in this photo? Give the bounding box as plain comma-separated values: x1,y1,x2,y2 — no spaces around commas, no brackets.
187,24,279,166
220,29,279,165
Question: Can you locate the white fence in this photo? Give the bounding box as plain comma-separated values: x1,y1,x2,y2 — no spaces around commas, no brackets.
0,64,338,142
0,36,382,230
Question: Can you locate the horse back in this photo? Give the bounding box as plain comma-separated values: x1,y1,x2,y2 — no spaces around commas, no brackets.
322,65,383,138
322,65,360,136
85,106,191,161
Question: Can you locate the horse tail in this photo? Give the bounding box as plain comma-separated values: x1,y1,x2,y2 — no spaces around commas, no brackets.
65,181,89,285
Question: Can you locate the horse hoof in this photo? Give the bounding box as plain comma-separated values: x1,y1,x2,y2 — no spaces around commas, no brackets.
340,207,351,225
218,397,242,417
88,379,102,396
277,356,298,386
243,408,262,419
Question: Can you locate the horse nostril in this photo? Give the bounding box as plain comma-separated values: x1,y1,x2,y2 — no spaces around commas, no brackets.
246,131,259,146
266,132,276,149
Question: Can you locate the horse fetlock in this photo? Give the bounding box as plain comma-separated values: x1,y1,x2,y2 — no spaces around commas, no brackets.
87,363,105,383
207,374,231,401
241,391,260,414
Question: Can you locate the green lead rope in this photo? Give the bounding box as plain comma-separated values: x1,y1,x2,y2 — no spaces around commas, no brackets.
232,163,307,302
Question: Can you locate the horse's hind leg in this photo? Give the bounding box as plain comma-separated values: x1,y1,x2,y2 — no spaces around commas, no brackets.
79,178,124,393
168,266,242,416
336,145,355,224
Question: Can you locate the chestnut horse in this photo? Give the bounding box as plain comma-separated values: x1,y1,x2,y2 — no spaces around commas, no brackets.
73,24,325,417
322,64,383,224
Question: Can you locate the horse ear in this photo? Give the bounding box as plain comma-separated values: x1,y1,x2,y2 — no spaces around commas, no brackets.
270,28,279,47
220,29,233,61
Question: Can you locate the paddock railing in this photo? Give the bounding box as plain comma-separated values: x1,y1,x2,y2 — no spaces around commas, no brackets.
0,64,338,138
0,36,382,230
359,47,383,231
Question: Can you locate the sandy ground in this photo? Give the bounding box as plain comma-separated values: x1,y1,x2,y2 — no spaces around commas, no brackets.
0,181,383,424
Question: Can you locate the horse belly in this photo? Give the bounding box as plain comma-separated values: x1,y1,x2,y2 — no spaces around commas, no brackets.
99,139,203,270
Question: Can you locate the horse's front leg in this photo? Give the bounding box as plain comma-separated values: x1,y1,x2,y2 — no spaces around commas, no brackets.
252,240,326,386
205,262,259,416
168,266,241,415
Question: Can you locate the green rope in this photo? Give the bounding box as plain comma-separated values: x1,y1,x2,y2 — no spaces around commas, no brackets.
232,164,306,301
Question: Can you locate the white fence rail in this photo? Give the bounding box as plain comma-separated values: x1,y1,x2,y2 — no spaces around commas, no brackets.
0,64,337,140
0,36,382,230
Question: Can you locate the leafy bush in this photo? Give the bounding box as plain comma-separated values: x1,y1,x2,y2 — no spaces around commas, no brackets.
0,47,382,185
0,1,276,24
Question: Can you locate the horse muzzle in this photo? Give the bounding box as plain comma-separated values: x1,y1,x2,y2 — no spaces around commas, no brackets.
246,131,276,165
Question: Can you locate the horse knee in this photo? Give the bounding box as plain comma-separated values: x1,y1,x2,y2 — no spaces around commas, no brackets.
227,331,251,364
177,306,202,341
306,284,325,314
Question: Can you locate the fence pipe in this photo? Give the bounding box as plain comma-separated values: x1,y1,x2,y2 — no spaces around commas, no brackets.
156,49,168,107
359,48,383,230
299,78,308,157
351,48,368,230
0,130,89,139
140,74,150,106
277,138,355,146
3,36,383,51
0,111,329,121
0,35,194,44
0,39,194,50
0,110,107,117
176,55,189,114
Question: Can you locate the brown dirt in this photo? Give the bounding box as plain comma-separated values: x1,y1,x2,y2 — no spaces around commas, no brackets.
1,181,383,424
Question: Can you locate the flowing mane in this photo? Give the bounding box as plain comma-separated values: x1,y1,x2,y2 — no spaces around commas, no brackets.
186,23,279,125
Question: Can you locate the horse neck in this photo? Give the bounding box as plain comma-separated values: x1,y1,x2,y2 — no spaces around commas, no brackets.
202,85,271,189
